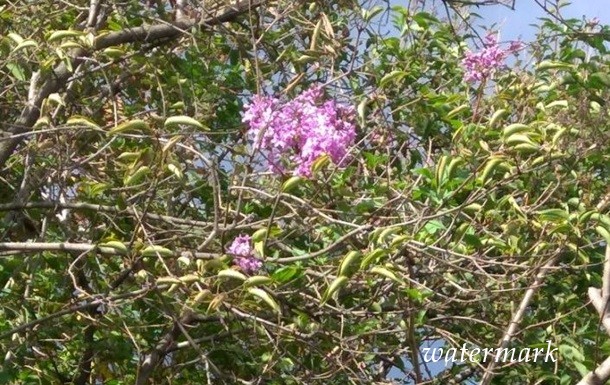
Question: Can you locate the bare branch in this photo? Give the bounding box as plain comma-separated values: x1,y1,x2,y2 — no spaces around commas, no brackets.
86,0,101,29
0,0,265,169
577,355,610,385
0,241,218,259
479,254,559,385
0,284,166,340
579,246,610,385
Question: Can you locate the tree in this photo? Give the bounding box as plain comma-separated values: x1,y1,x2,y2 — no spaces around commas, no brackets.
1,0,610,384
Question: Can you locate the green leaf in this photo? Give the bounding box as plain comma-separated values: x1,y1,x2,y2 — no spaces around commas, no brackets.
8,32,24,44
6,63,26,81
536,60,573,71
360,249,387,270
47,29,84,42
254,240,264,257
244,275,273,287
321,275,349,304
596,226,610,243
67,116,100,129
13,39,37,52
370,266,404,284
337,251,362,277
217,269,247,281
108,119,150,135
140,245,174,257
537,209,569,222
124,166,151,186
423,220,445,235
166,163,183,179
588,72,610,89
98,241,128,255
251,228,268,242
379,70,408,87
282,176,303,192
164,115,206,130
248,288,280,313
489,109,508,128
272,266,302,283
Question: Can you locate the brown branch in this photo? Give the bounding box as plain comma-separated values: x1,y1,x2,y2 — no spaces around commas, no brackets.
71,247,98,385
0,284,166,340
135,310,224,385
0,200,214,228
73,325,95,385
0,200,266,231
0,241,218,259
135,312,195,385
479,254,559,385
0,0,265,169
578,245,610,385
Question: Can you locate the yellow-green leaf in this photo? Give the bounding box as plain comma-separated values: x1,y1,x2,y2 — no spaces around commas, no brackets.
164,116,206,130
48,30,84,42
217,269,247,281
140,245,174,257
244,275,274,287
371,266,404,284
248,288,280,313
360,249,387,270
282,176,303,193
338,251,362,277
99,241,128,254
321,275,349,304
67,116,99,129
108,119,150,135
251,228,268,242
124,166,150,186
13,39,37,52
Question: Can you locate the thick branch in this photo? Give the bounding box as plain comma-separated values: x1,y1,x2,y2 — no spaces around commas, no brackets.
588,287,610,335
0,200,213,228
0,0,264,169
0,241,218,259
135,311,224,384
479,254,559,385
579,245,610,385
578,356,610,385
136,313,193,385
0,200,265,231
0,284,166,340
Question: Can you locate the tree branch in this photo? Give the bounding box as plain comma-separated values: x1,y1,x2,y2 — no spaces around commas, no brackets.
0,0,265,169
578,245,610,385
0,200,214,228
0,284,166,340
0,241,218,259
479,254,559,385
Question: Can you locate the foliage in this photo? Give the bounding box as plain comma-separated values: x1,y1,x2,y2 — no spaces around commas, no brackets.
1,0,610,384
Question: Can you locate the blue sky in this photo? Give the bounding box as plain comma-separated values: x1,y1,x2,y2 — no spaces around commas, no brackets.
476,1,610,41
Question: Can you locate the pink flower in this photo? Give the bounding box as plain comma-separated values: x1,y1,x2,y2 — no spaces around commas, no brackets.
227,234,262,274
242,86,357,177
234,256,263,273
227,234,252,257
461,32,524,83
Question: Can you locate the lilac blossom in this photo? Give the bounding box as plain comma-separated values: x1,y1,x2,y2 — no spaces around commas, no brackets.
242,86,357,177
234,256,263,274
227,234,262,273
227,234,252,257
461,32,524,83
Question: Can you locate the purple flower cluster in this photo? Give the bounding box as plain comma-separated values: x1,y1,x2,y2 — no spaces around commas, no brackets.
242,86,357,177
461,33,524,83
227,234,262,274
